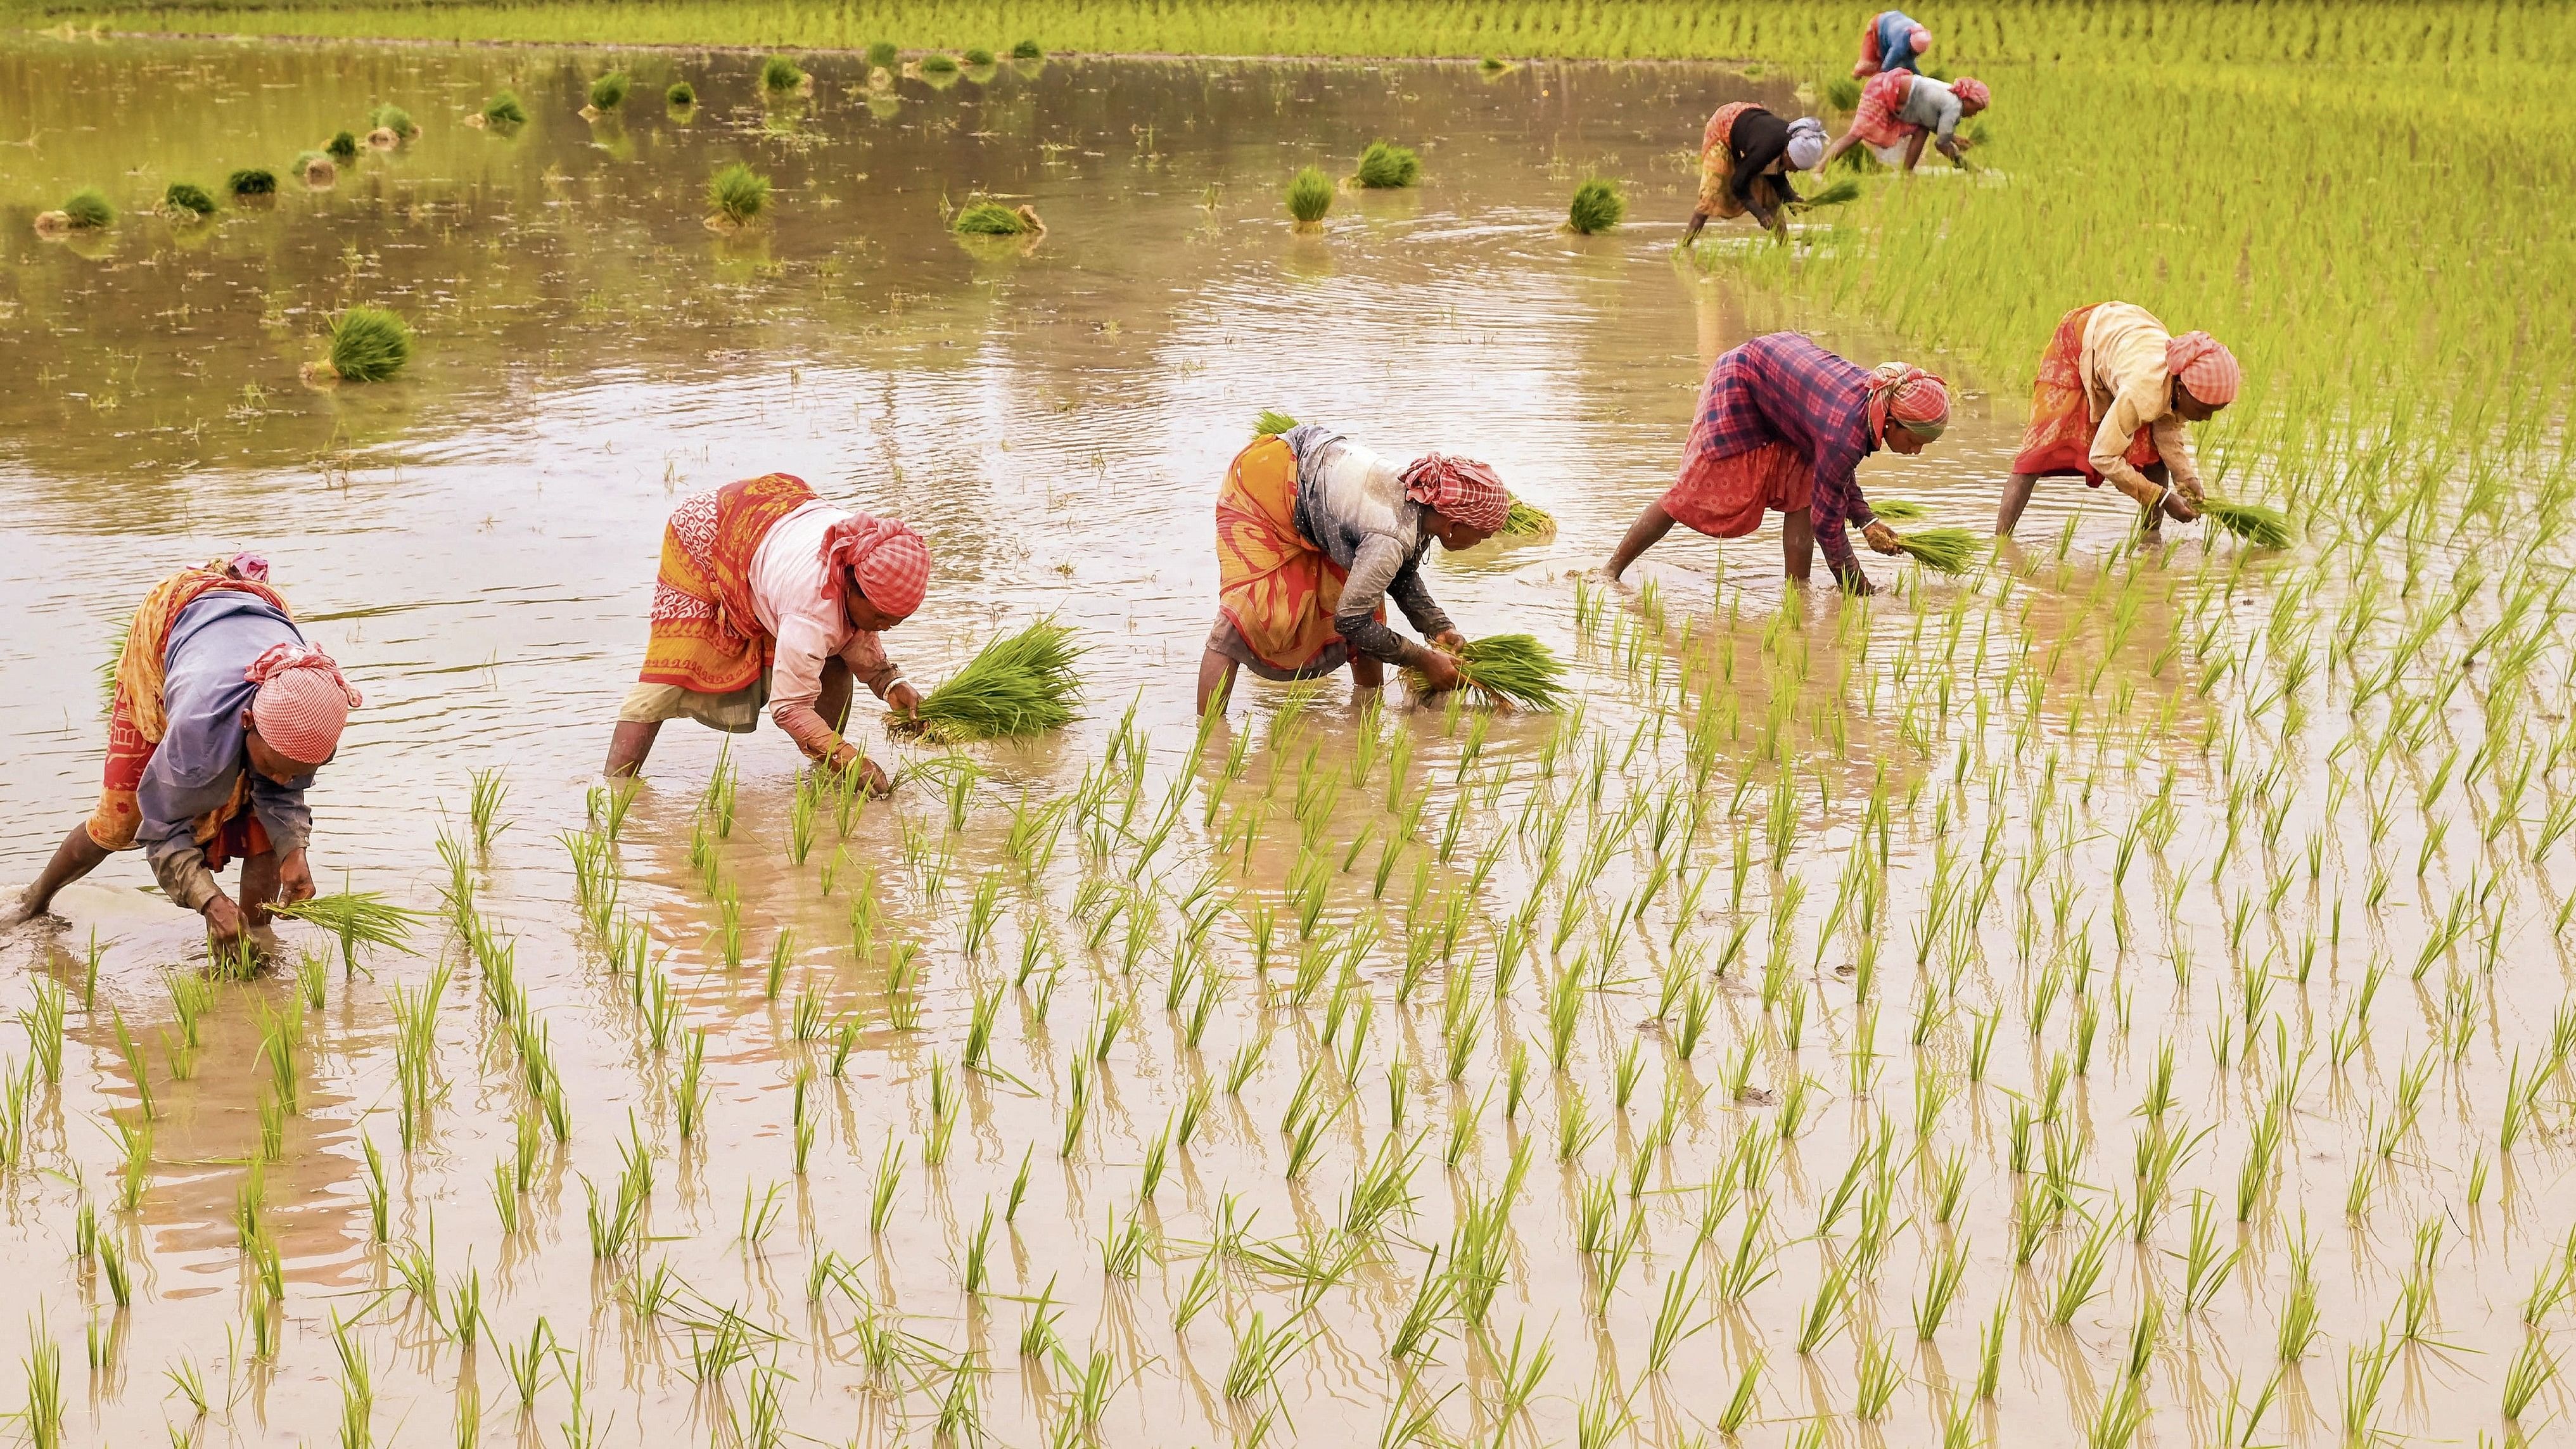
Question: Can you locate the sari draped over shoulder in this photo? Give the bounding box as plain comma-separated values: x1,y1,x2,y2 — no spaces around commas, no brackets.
637,473,820,694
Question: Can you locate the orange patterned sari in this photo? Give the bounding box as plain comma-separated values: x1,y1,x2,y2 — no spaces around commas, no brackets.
89,562,293,852
638,473,818,694
2010,303,2160,485
1215,436,1358,673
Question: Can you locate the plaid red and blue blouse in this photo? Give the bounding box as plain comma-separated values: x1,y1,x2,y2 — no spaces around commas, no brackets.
1679,332,1880,577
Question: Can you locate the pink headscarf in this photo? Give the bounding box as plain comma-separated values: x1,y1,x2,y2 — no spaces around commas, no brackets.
2165,332,2242,405
1909,25,1934,54
1952,76,1989,110
226,551,271,582
820,512,931,620
244,642,360,765
1400,455,1511,533
1865,363,1952,443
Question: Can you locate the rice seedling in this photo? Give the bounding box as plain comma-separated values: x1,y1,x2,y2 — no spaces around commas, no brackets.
1893,526,1980,575
895,618,1083,743
369,103,415,137
760,54,805,91
2200,497,2295,549
324,131,359,163
2504,1332,2560,1420
321,305,415,383
922,51,960,74
1353,139,1420,188
954,199,1045,236
1404,634,1569,710
1285,166,1334,227
586,70,628,109
665,80,695,106
480,90,528,125
707,162,771,227
1565,177,1624,234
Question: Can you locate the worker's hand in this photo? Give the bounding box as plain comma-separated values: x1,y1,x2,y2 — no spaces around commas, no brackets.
276,848,316,907
831,744,894,799
203,893,247,950
1431,630,1468,652
2166,477,2206,522
884,681,922,718
1861,520,1905,556
1833,565,1878,597
1413,651,1463,694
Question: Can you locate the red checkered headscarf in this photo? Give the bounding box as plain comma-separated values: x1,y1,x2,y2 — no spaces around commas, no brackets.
1400,455,1510,533
1866,363,1951,443
2165,332,2242,405
244,642,360,765
821,511,931,620
1952,76,1989,110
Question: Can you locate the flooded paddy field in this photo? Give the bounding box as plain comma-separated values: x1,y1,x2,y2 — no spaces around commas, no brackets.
4,30,2575,1449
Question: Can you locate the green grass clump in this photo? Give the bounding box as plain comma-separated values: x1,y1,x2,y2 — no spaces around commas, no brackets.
964,46,995,66
60,189,113,229
1795,178,1863,209
1012,39,1044,60
1868,498,1927,523
587,71,628,109
954,200,1038,235
1355,139,1420,188
1254,409,1298,437
1480,54,1510,72
1502,499,1557,537
227,169,277,198
327,305,415,382
1286,166,1334,226
665,80,694,106
1566,177,1624,234
271,890,426,971
1826,75,1863,110
326,131,360,163
162,181,217,217
707,162,771,226
369,103,414,137
1892,527,1980,575
867,41,899,69
482,90,528,125
922,52,960,74
2200,497,2294,549
762,54,805,91
896,619,1086,744
1406,635,1571,711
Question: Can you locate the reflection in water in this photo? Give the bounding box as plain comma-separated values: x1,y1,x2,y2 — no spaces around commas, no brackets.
3,34,2546,1449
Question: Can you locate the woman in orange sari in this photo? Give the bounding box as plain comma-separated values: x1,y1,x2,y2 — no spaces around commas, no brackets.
605,473,931,786
1198,423,1508,715
1993,302,2242,536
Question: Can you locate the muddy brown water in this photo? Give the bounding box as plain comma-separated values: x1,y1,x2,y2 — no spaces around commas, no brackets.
2,34,2566,1449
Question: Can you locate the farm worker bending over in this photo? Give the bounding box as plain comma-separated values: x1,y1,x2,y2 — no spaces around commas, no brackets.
1604,333,1948,598
1819,70,1986,173
1685,103,1828,240
8,554,359,949
606,473,928,788
1993,303,2242,537
1197,424,1508,716
1854,10,1934,77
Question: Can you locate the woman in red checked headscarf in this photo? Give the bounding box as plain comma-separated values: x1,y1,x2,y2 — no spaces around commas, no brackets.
606,473,931,789
1199,421,1508,715
10,554,360,950
1994,302,2241,537
1607,333,1946,598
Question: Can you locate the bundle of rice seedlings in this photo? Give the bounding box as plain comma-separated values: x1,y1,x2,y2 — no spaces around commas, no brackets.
272,890,425,973
2199,497,2294,549
868,41,900,70
1405,635,1570,711
964,47,996,67
1254,409,1298,437
326,131,360,164
478,91,528,127
297,152,337,188
665,81,696,106
707,162,771,227
954,200,1041,236
1355,140,1421,189
588,72,629,110
327,305,415,382
762,55,806,92
1867,498,1927,524
369,104,416,138
922,53,960,75
892,618,1085,744
60,189,114,229
1565,177,1624,234
1825,76,1863,110
1891,526,1980,575
227,169,277,198
1286,167,1334,228
1792,178,1863,209
1502,499,1557,537
1012,39,1044,60
1479,55,1512,73
162,182,216,219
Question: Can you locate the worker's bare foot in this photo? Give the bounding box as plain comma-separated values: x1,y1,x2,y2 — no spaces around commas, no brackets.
3,890,46,928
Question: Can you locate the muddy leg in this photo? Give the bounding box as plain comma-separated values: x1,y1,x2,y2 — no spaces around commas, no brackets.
2135,462,2171,538
1605,500,1679,584
1195,648,1240,717
240,849,282,929
1782,507,1817,585
1994,473,2040,537
1351,655,1385,693
8,824,112,924
605,720,661,777
819,656,854,734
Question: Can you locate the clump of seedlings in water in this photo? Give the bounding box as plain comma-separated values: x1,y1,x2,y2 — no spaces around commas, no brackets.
953,198,1043,236
964,46,996,68
922,52,960,75
665,80,695,107
867,41,898,72
160,181,217,220
891,618,1085,744
1565,176,1624,234
585,71,629,113
1286,166,1333,229
310,305,416,383
366,103,414,148
478,90,528,127
226,168,276,198
296,151,337,188
325,131,360,165
1012,39,1044,60
1354,139,1421,188
761,54,807,93
34,188,113,235
706,162,771,228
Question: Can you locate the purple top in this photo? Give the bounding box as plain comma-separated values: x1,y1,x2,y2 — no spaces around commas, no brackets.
1680,333,1880,578
136,590,315,909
